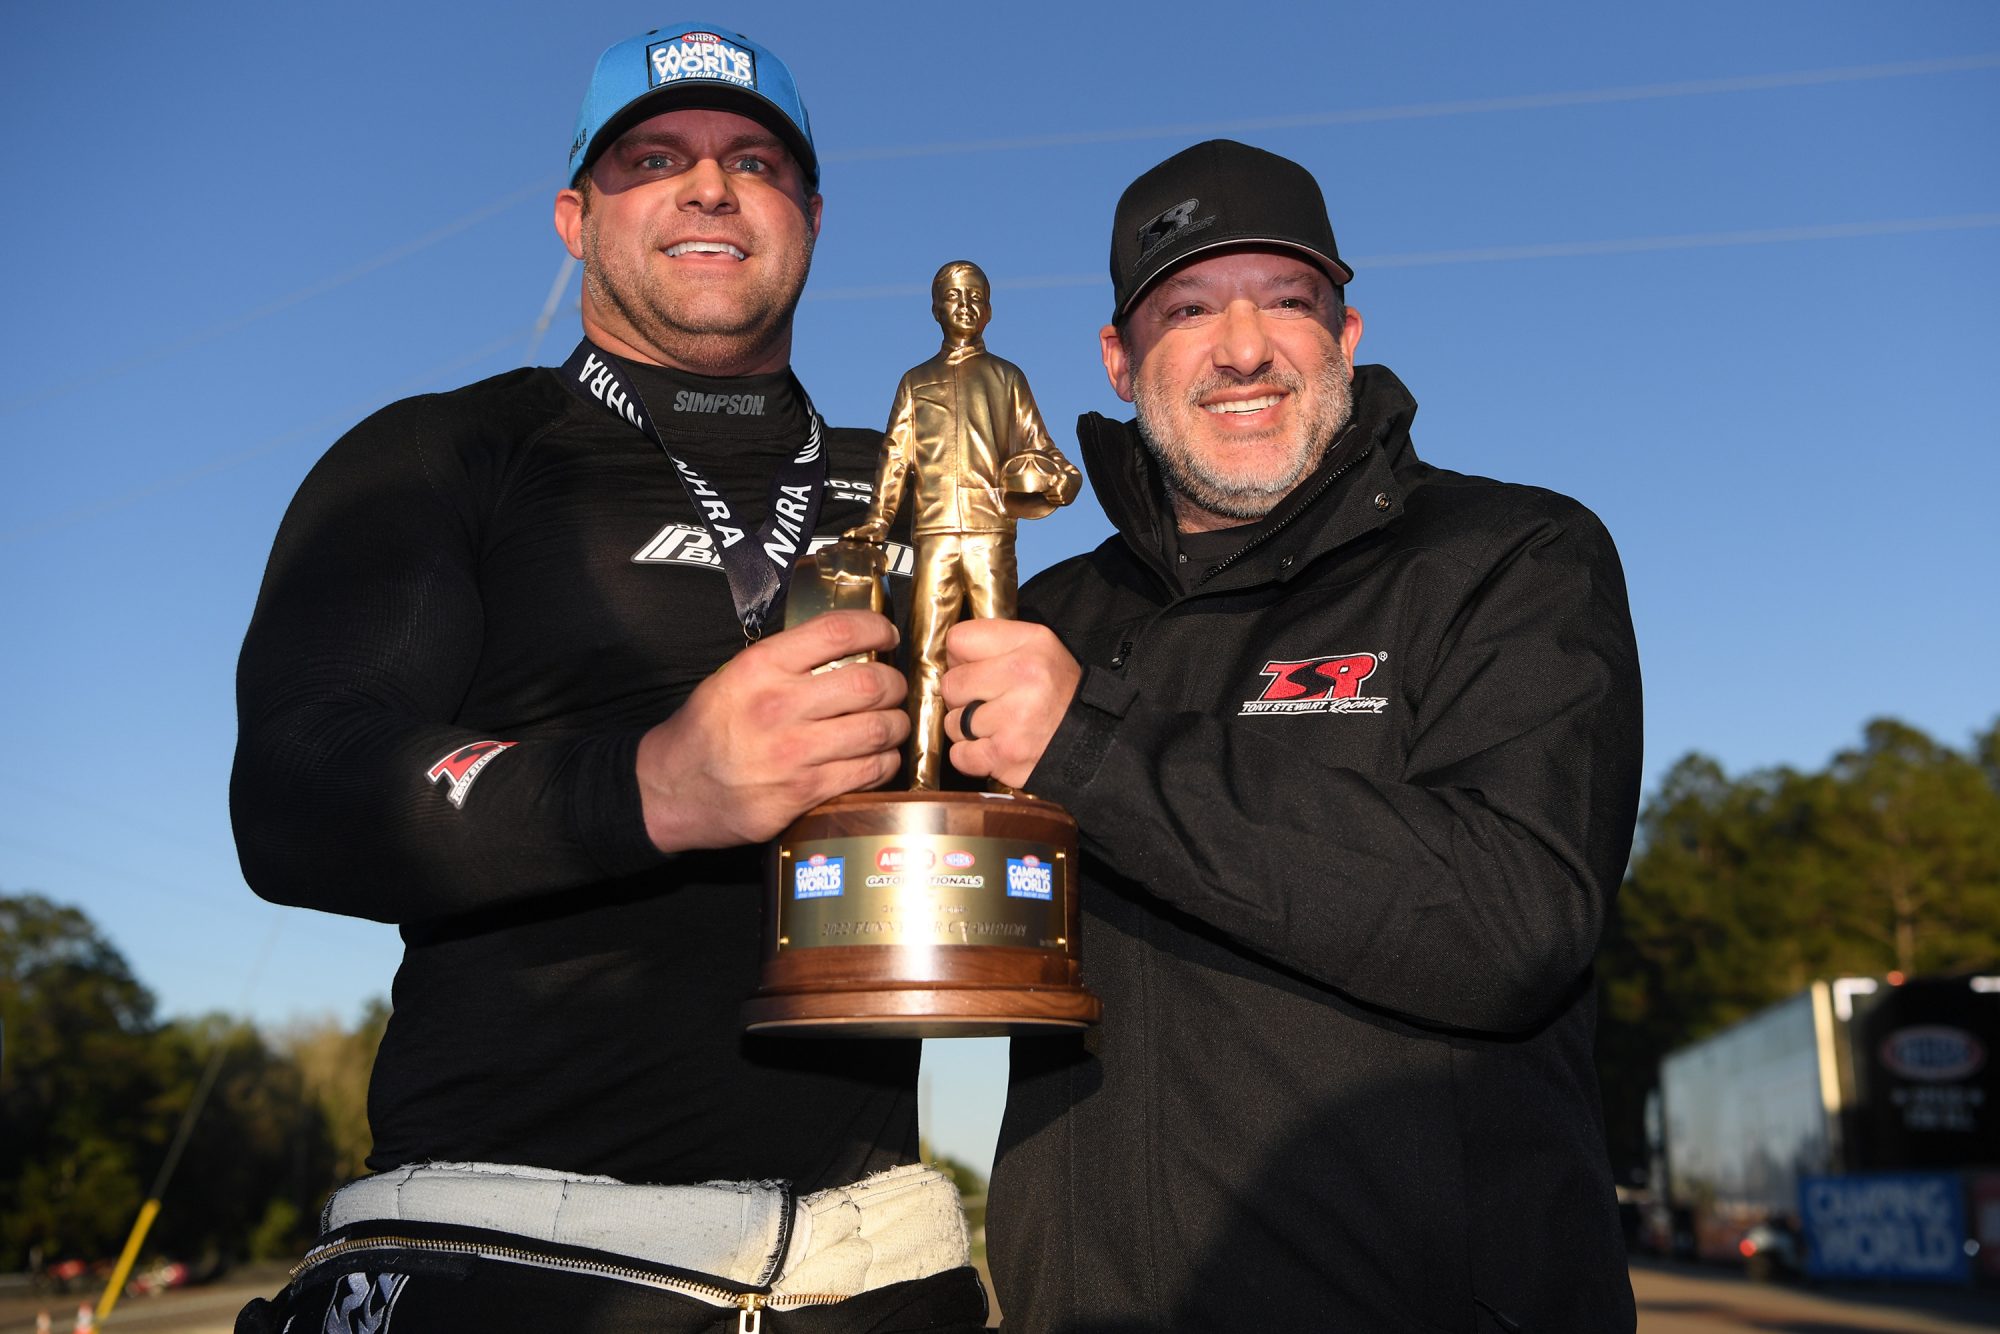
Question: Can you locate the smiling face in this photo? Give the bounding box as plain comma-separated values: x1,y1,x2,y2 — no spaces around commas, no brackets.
1102,250,1363,532
553,107,822,375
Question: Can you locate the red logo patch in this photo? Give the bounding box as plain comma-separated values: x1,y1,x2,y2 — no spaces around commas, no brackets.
1241,654,1386,716
426,740,517,808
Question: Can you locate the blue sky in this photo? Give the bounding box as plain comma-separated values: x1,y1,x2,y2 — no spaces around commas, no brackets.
3,2,1996,1173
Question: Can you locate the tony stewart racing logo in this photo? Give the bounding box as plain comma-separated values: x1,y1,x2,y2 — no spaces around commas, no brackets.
1240,653,1386,716
426,740,517,808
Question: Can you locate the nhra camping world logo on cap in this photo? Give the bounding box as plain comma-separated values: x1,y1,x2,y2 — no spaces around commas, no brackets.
1240,653,1387,716
648,32,757,91
426,740,516,808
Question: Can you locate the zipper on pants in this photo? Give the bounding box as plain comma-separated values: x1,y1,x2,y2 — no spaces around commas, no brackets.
294,1232,849,1323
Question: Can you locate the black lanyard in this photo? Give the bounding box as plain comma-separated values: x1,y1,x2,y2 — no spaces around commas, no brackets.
560,339,828,640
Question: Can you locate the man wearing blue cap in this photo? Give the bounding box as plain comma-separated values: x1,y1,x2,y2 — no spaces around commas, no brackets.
945,140,1642,1330
231,24,987,1332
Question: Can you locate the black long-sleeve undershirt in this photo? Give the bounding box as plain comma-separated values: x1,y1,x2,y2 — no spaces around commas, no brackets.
232,360,920,1188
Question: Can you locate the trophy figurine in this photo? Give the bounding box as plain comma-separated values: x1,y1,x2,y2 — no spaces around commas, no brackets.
744,261,1102,1036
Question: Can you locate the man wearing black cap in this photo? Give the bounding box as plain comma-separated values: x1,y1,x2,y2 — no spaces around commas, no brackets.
231,23,986,1332
945,140,1642,1330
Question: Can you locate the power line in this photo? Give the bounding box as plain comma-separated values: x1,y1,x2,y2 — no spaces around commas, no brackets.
5,209,1994,545
95,914,286,1324
820,52,2000,163
525,254,581,365
1355,212,2000,269
4,51,1988,418
0,833,272,923
0,322,538,545
802,211,2000,301
0,177,559,420
0,779,230,860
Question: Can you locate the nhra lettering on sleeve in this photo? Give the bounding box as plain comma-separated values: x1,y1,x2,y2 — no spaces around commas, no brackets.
1239,652,1388,716
426,740,518,808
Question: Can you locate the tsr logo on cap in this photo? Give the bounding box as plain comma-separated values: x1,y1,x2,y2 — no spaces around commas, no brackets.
648,31,757,91
1137,198,1212,261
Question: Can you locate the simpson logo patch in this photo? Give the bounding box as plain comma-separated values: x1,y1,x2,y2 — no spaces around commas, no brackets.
648,32,756,90
426,740,517,808
1240,653,1387,716
634,527,914,578
670,389,767,416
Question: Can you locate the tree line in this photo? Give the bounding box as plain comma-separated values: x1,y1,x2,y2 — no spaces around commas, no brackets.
1596,716,2000,1175
4,714,1997,1265
0,895,385,1271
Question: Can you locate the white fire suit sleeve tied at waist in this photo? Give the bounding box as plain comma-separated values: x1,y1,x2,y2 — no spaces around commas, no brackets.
319,1160,968,1297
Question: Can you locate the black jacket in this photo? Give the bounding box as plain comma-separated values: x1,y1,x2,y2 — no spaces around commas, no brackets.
987,365,1642,1333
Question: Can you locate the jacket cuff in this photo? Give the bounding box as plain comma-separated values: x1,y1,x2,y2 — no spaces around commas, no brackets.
560,730,670,879
1026,666,1136,805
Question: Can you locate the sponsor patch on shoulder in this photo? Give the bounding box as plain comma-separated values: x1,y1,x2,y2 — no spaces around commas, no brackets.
1240,652,1387,716
647,32,757,91
426,740,516,808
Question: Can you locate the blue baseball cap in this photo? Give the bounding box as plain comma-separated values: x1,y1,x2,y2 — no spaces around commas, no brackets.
567,24,818,187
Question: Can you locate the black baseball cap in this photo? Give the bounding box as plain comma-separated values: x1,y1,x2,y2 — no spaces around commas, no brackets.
1110,139,1353,319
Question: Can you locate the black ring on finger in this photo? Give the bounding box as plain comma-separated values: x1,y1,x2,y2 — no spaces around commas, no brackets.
959,698,987,741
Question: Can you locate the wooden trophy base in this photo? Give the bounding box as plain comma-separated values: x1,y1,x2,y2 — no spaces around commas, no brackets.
746,791,1100,1037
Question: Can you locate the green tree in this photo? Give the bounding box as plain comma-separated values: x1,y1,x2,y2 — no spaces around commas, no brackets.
1814,719,2000,975
143,1014,334,1263
0,894,160,1267
2,892,386,1268
1596,716,2000,1177
278,998,390,1184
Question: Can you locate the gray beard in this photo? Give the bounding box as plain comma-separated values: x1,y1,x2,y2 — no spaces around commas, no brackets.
1134,355,1355,525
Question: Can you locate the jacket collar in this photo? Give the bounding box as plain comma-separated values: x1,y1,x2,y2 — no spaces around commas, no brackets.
1076,363,1422,591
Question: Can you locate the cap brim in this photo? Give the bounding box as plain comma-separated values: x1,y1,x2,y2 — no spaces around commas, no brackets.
576,83,818,186
1118,234,1354,318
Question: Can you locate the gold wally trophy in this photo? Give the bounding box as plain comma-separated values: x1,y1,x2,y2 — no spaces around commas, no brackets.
744,261,1102,1037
